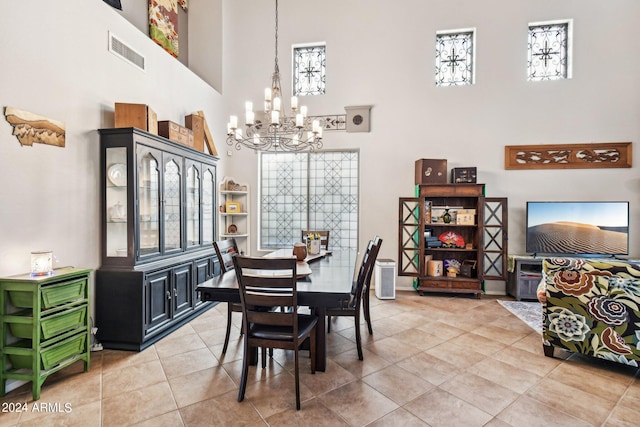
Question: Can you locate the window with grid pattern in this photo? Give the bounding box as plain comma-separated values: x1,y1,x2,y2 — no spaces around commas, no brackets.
528,22,570,81
435,30,475,86
259,151,358,250
293,44,326,96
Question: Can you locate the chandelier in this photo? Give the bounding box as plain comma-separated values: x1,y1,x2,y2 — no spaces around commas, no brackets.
226,0,323,152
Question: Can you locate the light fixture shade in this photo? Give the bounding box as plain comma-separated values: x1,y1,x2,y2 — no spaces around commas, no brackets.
30,251,53,276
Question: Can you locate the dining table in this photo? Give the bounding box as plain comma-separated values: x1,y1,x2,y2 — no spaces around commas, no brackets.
195,249,357,372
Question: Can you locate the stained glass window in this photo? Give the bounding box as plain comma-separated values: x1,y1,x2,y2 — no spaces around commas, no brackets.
528,22,570,81
293,44,326,96
260,151,358,250
435,30,474,86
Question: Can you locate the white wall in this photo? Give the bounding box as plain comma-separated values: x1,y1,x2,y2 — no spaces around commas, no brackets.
222,0,640,292
1,0,638,297
0,0,226,281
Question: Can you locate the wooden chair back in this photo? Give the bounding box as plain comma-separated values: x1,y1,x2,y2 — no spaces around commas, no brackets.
213,238,239,273
350,236,382,307
232,256,299,339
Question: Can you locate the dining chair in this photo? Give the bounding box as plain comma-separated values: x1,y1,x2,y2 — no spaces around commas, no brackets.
301,230,330,250
213,238,242,354
326,236,382,360
233,255,317,410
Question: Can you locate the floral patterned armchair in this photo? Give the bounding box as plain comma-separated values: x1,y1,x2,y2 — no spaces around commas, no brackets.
542,257,640,367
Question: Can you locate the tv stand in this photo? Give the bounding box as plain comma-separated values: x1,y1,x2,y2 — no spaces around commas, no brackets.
507,255,543,301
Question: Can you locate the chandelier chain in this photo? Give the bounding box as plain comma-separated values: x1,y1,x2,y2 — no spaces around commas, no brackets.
225,0,323,152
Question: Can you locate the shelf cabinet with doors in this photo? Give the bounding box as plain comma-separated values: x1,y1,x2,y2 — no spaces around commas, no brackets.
96,127,221,351
219,184,250,255
398,184,508,298
0,267,92,400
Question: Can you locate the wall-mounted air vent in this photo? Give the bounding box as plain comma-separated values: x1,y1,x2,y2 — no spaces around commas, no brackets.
108,31,146,71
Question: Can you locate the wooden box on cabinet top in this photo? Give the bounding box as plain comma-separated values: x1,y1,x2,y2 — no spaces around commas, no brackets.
158,120,195,148
415,159,447,185
114,103,158,134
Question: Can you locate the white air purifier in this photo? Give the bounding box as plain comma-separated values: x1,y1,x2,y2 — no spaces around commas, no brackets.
374,259,396,300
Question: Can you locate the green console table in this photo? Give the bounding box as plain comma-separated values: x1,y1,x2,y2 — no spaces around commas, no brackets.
0,267,92,400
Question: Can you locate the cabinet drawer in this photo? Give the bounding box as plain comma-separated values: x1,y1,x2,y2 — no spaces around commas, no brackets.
9,305,87,340
8,333,87,370
9,278,87,309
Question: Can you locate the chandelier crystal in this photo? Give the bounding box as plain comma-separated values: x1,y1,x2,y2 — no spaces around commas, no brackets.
226,0,323,152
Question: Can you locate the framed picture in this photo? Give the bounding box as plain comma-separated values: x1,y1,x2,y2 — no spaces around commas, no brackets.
225,201,241,213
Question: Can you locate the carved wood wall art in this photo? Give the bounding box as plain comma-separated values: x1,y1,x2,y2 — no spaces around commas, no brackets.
504,142,631,170
3,107,65,148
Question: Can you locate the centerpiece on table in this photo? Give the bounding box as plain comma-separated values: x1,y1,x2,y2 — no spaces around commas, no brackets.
305,233,322,255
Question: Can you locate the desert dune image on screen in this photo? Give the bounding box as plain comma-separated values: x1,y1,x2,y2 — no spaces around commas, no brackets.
526,202,629,255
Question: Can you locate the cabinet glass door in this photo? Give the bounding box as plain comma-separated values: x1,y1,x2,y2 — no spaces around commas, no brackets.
202,168,215,245
186,164,200,247
164,158,182,252
138,150,160,257
106,147,128,257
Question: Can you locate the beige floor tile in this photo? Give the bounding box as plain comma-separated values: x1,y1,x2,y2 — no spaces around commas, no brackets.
179,390,264,426
425,339,488,367
132,410,185,427
362,364,435,405
102,359,166,398
548,361,630,402
367,407,429,426
243,371,315,418
102,381,177,427
391,327,447,351
265,398,349,426
365,336,422,363
154,331,207,359
396,351,462,386
331,346,392,378
467,357,542,394
526,377,615,425
603,404,640,427
160,347,219,379
318,380,399,426
404,388,493,427
101,347,159,372
439,371,520,416
448,331,508,356
472,323,531,345
492,345,560,376
168,364,237,408
13,400,101,427
299,359,357,396
496,395,592,427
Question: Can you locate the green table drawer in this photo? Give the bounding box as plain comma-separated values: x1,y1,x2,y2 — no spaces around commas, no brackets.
9,305,87,340
9,278,87,309
8,333,87,371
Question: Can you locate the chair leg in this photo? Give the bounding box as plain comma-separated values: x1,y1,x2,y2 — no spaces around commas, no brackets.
363,294,373,335
237,338,250,402
222,302,233,354
355,310,363,361
262,347,267,368
327,315,332,333
310,330,316,374
294,348,301,410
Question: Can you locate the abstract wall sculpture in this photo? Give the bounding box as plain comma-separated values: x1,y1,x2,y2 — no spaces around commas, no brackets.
3,107,65,148
149,0,179,58
504,142,632,170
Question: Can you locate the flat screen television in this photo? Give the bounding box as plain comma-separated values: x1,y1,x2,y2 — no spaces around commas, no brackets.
526,201,629,256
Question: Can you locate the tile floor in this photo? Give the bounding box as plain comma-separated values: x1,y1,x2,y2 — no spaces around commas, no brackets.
1,292,640,426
